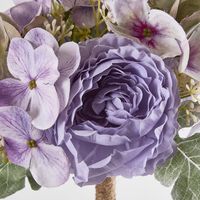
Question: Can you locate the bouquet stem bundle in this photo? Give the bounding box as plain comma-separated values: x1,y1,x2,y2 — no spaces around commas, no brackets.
96,177,116,200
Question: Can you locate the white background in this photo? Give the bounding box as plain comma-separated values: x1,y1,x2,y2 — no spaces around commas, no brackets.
0,1,172,199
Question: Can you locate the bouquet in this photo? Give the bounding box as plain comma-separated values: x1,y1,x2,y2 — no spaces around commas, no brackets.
0,0,200,199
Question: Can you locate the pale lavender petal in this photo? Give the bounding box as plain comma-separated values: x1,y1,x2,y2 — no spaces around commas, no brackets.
30,85,60,130
58,42,81,77
55,77,70,112
151,36,182,58
107,0,150,25
59,0,93,9
0,106,32,141
179,121,200,138
25,28,59,51
33,45,59,84
0,78,31,110
10,2,42,30
72,6,95,28
185,25,200,80
13,0,32,4
29,127,43,141
5,138,31,169
148,9,190,72
30,142,70,187
7,38,34,82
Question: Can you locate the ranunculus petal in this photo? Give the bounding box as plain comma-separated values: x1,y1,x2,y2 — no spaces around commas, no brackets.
7,38,34,82
107,0,150,25
30,85,60,130
73,129,131,146
148,9,190,72
30,142,70,187
5,138,31,168
25,28,59,51
55,77,70,112
0,106,32,141
10,2,42,30
179,121,200,138
33,45,59,84
58,42,81,77
0,78,30,110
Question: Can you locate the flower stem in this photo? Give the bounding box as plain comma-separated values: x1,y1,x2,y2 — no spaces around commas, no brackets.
96,177,116,200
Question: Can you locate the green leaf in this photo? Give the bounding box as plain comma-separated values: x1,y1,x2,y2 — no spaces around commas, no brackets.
155,135,200,200
148,0,176,12
180,10,200,33
27,170,41,191
177,0,200,22
0,162,26,198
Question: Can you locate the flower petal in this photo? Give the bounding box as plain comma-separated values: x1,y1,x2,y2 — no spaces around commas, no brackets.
55,77,70,112
7,38,34,82
33,44,59,84
148,9,190,72
179,121,200,138
185,25,200,80
30,142,70,187
0,78,31,110
13,0,32,4
10,2,42,30
25,28,59,51
5,138,31,168
30,85,60,130
0,106,32,141
58,42,81,77
107,0,150,25
72,6,96,28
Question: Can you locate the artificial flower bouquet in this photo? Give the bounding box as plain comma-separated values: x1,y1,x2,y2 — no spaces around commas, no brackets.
0,0,200,199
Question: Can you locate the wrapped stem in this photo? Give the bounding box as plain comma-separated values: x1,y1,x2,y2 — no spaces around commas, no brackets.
96,177,116,200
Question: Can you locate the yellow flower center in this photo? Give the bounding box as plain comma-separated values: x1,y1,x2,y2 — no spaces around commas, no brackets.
143,28,152,38
27,140,37,148
29,80,37,90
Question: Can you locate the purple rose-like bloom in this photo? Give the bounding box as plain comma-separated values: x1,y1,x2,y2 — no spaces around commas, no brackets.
52,34,179,186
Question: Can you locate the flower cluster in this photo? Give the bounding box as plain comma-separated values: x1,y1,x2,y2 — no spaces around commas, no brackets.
1,0,200,198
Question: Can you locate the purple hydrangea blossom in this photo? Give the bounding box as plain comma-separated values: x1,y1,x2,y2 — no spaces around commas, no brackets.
0,28,80,130
24,28,81,112
50,33,179,186
104,0,190,73
0,37,60,130
0,106,70,187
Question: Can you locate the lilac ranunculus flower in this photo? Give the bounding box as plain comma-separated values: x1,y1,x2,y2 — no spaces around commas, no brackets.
0,106,70,187
51,34,179,186
0,28,80,130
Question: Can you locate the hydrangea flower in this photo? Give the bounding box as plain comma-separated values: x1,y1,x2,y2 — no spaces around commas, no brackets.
24,28,81,112
0,106,70,187
0,28,80,130
51,33,179,186
104,0,190,72
0,37,59,130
